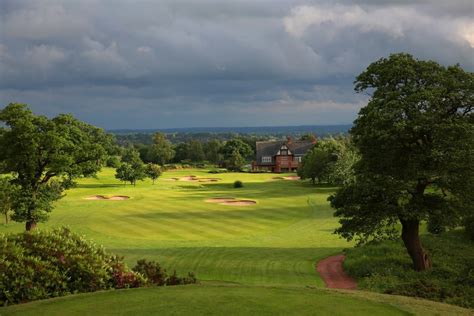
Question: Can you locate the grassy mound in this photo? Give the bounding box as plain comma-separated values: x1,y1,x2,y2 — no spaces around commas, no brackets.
2,284,471,316
344,231,474,308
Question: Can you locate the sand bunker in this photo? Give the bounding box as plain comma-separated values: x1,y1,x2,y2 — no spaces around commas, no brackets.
205,197,256,206
220,200,257,206
166,175,220,182
205,197,236,203
283,176,300,181
85,195,130,200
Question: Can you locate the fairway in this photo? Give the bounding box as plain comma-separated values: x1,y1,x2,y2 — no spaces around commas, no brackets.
0,168,349,286
1,168,469,315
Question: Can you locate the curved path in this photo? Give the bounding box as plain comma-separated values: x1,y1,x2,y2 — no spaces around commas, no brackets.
317,254,357,290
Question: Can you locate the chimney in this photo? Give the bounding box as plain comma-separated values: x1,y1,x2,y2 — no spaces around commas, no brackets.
286,136,292,144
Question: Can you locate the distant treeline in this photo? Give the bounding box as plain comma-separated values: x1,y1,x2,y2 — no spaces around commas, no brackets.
111,124,351,146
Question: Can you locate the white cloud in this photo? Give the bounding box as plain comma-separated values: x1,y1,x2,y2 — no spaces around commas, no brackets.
283,4,474,49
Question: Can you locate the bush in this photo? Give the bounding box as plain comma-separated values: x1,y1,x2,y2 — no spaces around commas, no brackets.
233,180,243,188
0,228,146,306
133,259,197,286
133,259,167,286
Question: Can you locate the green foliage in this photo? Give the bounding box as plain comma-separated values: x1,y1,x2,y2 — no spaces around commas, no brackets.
330,53,474,270
298,136,358,185
225,149,246,171
221,138,253,161
105,156,121,168
0,103,110,229
115,148,146,186
133,259,197,286
0,227,145,306
204,139,223,164
144,163,162,184
464,216,474,241
344,231,474,308
297,146,331,184
233,180,243,188
0,177,17,224
147,133,175,165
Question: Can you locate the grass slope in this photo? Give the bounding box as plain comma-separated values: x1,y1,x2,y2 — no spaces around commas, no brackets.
3,284,471,316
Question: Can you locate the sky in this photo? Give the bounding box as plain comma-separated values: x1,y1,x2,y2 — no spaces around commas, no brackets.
0,0,473,129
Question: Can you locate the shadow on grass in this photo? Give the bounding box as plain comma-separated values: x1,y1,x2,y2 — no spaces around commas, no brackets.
77,183,123,189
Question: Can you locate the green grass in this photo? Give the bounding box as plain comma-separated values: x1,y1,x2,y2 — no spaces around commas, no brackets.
0,168,347,287
1,168,471,314
344,231,474,308
2,284,471,316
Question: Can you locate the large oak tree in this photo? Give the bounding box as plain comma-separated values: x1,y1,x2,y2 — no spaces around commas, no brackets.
0,103,110,230
329,53,474,271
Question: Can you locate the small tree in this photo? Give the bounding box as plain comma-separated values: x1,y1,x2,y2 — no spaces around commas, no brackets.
115,162,145,186
145,163,162,184
329,53,474,271
0,103,110,230
0,177,17,224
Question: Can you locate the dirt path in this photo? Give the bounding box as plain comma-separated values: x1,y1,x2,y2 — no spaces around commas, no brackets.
316,254,357,290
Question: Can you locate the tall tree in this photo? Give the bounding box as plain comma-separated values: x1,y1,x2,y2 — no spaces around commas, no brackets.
329,53,474,271
204,139,223,164
187,140,205,162
225,149,245,171
147,133,175,165
297,147,331,184
0,103,110,230
221,138,253,161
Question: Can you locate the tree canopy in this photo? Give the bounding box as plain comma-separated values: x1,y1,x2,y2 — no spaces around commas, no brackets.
147,133,175,165
0,103,110,230
329,53,474,271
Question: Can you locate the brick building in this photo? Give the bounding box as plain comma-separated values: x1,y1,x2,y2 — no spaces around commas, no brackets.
251,136,316,173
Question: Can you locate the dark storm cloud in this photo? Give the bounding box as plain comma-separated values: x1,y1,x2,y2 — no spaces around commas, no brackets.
0,0,473,128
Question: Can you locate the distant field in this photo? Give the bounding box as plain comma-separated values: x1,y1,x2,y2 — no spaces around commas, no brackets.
1,168,469,314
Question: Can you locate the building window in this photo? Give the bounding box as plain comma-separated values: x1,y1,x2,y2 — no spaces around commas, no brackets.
295,156,302,162
280,150,288,155
262,156,272,163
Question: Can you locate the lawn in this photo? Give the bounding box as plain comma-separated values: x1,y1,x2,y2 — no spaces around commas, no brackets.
0,168,470,314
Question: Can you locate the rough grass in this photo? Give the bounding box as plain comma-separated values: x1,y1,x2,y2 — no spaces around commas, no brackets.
344,231,474,308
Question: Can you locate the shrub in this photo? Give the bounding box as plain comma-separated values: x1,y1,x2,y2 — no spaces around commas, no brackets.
133,259,167,286
132,259,197,286
233,180,243,188
0,228,145,306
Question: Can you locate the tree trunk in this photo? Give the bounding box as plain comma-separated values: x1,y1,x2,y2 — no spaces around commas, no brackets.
400,219,432,271
4,213,8,225
25,220,37,231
